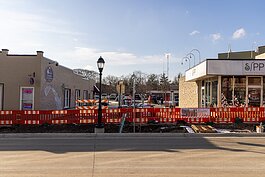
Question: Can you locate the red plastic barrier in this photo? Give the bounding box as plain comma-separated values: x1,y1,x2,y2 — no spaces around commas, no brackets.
0,107,265,126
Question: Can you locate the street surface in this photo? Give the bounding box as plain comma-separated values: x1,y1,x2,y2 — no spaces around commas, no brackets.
0,133,265,177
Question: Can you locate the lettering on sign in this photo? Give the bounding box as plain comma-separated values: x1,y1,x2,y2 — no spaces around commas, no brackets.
192,68,196,76
244,62,265,72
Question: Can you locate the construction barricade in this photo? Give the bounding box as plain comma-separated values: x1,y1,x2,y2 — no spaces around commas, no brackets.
0,106,265,126
240,107,263,123
181,108,210,124
154,108,181,123
210,107,235,123
0,111,15,125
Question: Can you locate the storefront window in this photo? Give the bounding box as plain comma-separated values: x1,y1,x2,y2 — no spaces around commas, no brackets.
263,77,265,106
234,77,246,107
248,77,261,107
248,77,261,85
201,80,218,108
248,88,261,107
205,81,211,107
221,77,233,107
212,81,218,107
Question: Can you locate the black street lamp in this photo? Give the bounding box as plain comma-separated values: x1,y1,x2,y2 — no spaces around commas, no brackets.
95,56,105,133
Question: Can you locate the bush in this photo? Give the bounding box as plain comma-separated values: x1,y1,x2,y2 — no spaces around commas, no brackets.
176,120,187,126
206,121,214,126
234,117,243,124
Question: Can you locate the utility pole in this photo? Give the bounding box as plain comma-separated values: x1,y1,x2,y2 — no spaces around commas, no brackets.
165,53,170,79
132,74,136,133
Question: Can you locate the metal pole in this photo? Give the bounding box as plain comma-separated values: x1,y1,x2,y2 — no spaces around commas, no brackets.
119,83,122,108
187,53,195,66
98,71,102,127
167,54,169,79
133,75,136,133
190,49,201,63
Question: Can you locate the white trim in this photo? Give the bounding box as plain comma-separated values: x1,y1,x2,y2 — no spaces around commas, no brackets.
20,87,34,110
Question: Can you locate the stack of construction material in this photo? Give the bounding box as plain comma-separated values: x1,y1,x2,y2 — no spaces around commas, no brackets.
191,125,217,133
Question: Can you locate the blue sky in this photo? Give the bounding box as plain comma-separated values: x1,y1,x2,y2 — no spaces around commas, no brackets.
0,0,264,79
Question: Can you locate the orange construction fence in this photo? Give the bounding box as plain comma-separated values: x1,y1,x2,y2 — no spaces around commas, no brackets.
0,107,265,126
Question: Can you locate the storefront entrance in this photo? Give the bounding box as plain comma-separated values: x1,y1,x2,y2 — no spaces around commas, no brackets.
248,88,261,107
0,84,3,110
201,80,218,107
247,76,262,107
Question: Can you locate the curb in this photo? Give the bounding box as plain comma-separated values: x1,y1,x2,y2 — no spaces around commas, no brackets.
0,133,265,138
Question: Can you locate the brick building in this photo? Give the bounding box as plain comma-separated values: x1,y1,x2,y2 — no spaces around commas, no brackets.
179,46,265,108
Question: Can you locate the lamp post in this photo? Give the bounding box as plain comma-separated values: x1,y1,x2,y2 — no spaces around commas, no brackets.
190,49,201,63
186,53,195,66
95,56,105,133
181,56,190,69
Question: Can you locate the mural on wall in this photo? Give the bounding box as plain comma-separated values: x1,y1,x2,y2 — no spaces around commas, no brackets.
44,85,62,109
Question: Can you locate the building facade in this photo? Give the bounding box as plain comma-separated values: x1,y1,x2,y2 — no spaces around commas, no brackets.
180,46,265,108
0,49,95,110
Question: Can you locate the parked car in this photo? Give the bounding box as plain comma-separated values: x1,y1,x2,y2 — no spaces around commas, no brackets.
101,93,108,99
109,93,117,100
136,103,154,108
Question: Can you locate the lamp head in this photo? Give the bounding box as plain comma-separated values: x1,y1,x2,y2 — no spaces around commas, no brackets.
97,56,105,72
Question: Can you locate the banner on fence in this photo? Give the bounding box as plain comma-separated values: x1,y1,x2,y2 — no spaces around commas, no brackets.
181,108,210,118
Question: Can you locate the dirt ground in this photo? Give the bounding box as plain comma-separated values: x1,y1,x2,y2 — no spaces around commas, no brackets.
0,122,259,133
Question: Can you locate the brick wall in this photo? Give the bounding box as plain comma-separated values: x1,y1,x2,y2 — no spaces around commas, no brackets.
179,76,198,108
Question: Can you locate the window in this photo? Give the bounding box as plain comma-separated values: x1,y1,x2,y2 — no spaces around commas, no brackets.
211,81,218,106
64,88,71,109
234,77,246,107
20,87,34,110
248,88,261,107
221,77,233,107
201,80,218,108
75,89,81,100
83,90,89,100
0,84,3,110
247,76,262,107
263,77,265,106
205,81,211,107
248,77,261,86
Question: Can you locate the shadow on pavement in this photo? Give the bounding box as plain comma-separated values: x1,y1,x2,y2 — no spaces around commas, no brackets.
0,134,264,154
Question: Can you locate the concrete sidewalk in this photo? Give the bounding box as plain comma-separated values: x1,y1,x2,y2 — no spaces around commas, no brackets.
1,134,265,177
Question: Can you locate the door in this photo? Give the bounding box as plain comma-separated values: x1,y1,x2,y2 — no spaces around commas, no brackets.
248,88,261,107
247,77,262,107
0,84,3,110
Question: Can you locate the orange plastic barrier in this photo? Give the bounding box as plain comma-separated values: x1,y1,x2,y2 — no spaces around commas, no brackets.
0,107,265,126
